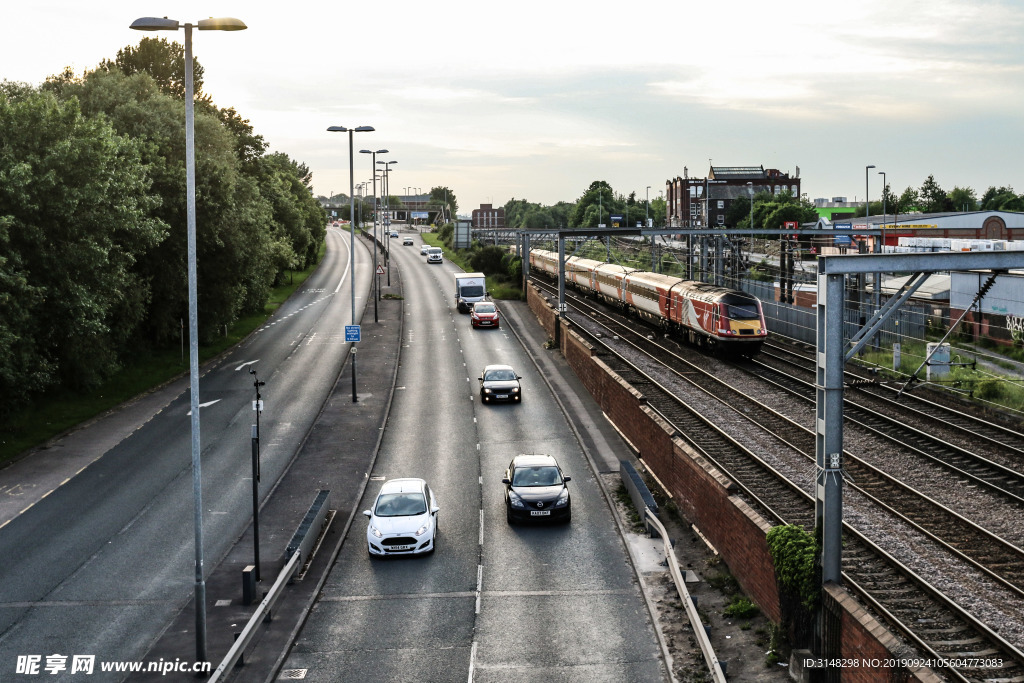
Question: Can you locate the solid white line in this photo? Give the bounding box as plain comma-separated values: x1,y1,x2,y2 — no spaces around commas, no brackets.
479,510,484,545
467,640,478,683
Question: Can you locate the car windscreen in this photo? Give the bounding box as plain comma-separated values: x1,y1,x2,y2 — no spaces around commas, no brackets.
484,369,515,381
461,285,485,297
474,304,495,313
374,492,427,517
428,248,442,254
512,466,562,487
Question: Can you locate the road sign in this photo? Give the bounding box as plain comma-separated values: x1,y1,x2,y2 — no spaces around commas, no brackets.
834,222,852,246
376,264,385,275
345,325,360,342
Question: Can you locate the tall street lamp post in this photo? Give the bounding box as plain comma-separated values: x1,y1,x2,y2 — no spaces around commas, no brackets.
328,125,375,403
377,160,397,286
129,15,247,664
878,171,887,252
360,149,388,323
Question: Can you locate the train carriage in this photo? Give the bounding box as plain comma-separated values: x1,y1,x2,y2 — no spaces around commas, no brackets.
528,248,766,355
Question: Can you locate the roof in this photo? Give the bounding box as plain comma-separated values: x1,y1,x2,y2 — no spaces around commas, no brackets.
709,166,765,179
513,454,558,466
380,478,426,493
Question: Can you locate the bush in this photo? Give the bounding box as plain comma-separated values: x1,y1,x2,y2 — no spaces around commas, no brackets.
470,245,509,276
724,595,760,619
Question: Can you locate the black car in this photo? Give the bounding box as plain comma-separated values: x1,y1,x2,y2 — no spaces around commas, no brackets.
502,454,571,524
478,364,521,403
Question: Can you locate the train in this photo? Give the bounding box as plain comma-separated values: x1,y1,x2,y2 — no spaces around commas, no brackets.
528,248,768,355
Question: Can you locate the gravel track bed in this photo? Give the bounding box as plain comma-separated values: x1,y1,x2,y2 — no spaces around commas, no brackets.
565,310,1024,652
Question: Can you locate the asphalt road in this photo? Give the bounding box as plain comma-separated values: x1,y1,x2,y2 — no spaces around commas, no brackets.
282,235,667,682
0,226,371,673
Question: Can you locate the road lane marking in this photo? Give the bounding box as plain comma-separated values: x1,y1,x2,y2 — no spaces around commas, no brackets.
479,510,484,546
186,399,221,415
467,641,478,683
234,360,259,371
475,565,483,614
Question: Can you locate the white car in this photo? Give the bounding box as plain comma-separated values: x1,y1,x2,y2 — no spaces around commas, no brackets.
420,244,431,255
363,478,439,557
426,247,443,264
403,237,414,246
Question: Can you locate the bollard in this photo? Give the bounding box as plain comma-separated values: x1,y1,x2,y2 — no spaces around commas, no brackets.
242,565,256,606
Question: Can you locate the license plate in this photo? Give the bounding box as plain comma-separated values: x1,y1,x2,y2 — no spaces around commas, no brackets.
388,544,413,551
496,395,508,399
530,510,550,516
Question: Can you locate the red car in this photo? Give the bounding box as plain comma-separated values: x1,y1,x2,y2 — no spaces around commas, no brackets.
470,302,499,329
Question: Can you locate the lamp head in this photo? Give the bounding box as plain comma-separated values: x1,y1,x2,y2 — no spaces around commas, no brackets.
130,17,180,31
198,17,247,31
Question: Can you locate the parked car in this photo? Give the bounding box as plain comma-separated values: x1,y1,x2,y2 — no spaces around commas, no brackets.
470,302,499,329
426,247,443,264
403,237,414,246
363,478,439,557
479,364,521,403
502,454,571,524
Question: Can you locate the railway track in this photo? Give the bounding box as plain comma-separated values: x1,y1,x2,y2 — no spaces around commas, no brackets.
532,276,1024,681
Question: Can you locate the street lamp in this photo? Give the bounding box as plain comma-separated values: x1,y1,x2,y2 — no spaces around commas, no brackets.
360,149,388,323
328,125,375,403
878,171,887,252
377,160,397,286
865,165,876,243
129,14,246,664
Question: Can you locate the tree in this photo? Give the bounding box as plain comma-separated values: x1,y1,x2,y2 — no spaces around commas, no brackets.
99,37,203,100
919,175,948,213
0,85,163,407
428,186,457,223
569,180,617,227
897,186,919,214
980,186,1024,211
948,186,978,212
724,196,751,228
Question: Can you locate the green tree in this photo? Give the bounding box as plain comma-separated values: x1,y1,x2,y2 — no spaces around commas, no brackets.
919,174,948,213
99,37,203,100
897,186,919,214
948,186,978,212
0,85,163,407
980,186,1024,211
569,180,617,227
428,186,457,223
724,196,751,227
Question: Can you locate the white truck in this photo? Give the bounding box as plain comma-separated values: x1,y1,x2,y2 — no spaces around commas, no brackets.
455,272,487,313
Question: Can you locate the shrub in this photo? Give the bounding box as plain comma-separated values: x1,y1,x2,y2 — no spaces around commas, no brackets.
723,596,760,619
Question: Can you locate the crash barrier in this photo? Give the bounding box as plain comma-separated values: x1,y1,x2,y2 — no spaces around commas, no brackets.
209,490,331,682
286,489,331,578
619,460,658,534
645,508,728,683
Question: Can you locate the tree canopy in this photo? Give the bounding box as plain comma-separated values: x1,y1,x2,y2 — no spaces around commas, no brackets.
0,39,325,418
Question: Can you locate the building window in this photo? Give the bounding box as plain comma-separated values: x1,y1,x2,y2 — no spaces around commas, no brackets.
717,200,724,209
717,215,725,225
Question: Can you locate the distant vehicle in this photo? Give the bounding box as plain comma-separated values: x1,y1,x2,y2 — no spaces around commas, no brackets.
390,231,399,238
363,478,439,557
403,237,414,246
502,454,571,524
426,247,443,264
420,244,431,255
471,302,499,329
479,364,521,403
454,272,487,313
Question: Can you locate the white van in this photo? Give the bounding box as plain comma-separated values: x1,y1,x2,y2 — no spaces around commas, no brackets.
426,247,443,264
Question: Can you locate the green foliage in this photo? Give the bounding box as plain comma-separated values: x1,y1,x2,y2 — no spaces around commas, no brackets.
0,38,327,417
980,185,1024,212
469,245,508,276
723,595,760,619
919,174,948,213
766,525,819,611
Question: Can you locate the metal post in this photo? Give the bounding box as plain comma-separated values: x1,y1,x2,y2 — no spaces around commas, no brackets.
348,130,358,403
183,24,207,664
817,270,845,584
249,369,264,582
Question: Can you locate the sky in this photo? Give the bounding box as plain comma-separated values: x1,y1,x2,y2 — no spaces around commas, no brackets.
4,1,1024,214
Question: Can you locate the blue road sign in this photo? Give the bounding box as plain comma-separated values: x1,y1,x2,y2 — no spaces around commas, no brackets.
834,223,852,246
345,325,361,342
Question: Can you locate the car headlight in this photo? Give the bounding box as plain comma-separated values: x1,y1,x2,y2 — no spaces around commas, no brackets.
556,489,569,506
508,492,526,508
511,387,520,393
483,388,492,394
415,522,430,537
369,524,382,538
